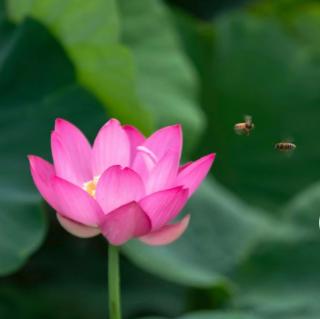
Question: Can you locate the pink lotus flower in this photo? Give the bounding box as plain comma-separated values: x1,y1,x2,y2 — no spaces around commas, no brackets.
28,119,215,246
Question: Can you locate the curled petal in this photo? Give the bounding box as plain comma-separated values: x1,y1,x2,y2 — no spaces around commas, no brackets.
100,202,151,245
140,214,190,246
96,165,145,214
176,153,215,197
140,186,188,230
28,155,59,210
92,119,130,176
146,151,180,194
57,214,100,238
53,177,103,226
132,146,157,182
123,125,145,164
52,119,92,185
132,125,182,180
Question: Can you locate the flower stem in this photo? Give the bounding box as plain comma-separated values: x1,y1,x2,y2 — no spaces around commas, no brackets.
108,245,122,319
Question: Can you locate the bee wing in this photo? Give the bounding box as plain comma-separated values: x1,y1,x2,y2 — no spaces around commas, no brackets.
244,115,252,124
281,136,294,143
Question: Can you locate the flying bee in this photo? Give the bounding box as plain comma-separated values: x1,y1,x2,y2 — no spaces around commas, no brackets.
234,115,254,136
274,141,296,152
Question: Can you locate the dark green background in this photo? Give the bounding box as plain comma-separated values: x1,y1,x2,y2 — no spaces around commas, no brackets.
0,0,319,318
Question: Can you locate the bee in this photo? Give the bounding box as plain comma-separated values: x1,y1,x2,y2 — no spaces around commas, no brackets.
274,141,296,152
234,115,254,136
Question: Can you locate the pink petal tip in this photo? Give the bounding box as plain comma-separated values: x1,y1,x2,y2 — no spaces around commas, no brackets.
57,214,100,238
140,214,190,246
176,153,215,197
100,202,151,246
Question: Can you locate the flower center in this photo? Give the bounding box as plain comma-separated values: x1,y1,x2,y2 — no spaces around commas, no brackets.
82,176,100,198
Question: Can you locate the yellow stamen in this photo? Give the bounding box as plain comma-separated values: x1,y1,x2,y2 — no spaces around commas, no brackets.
82,176,100,198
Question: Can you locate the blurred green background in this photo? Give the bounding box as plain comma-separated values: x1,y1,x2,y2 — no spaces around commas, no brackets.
0,0,320,318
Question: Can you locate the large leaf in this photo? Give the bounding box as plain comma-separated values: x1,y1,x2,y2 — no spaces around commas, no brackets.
0,220,188,319
282,181,320,236
6,0,154,133
0,202,46,276
118,0,205,151
179,312,261,319
0,16,107,275
123,178,278,288
141,310,262,319
234,239,320,319
234,180,320,319
174,5,320,208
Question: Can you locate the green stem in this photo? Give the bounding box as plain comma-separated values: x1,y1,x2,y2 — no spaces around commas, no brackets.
108,245,122,319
